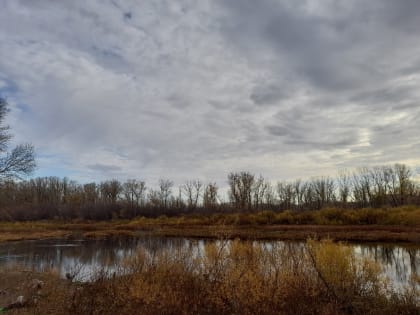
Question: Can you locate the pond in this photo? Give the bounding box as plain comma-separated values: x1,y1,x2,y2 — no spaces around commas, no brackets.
0,237,418,288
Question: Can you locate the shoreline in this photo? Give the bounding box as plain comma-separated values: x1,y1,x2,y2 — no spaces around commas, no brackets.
1,221,419,243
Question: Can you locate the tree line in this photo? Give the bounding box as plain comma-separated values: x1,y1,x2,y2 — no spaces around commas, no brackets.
0,163,419,221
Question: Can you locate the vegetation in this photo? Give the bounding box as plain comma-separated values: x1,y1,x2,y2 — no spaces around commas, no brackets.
0,206,419,243
1,239,418,314
0,165,419,221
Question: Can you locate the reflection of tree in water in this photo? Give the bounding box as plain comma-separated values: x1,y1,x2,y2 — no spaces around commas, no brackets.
0,237,203,274
359,244,419,283
58,237,189,268
406,248,419,277
0,238,419,285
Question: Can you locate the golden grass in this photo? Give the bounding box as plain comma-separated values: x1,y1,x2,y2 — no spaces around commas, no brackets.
0,206,419,243
73,239,420,314
3,239,416,315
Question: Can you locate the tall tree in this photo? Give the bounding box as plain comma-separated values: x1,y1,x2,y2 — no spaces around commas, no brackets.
182,179,203,210
203,182,218,210
228,171,255,211
0,98,35,179
158,179,173,209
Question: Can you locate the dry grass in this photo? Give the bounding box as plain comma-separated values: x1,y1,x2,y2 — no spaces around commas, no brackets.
0,268,69,315
2,239,417,315
0,206,420,243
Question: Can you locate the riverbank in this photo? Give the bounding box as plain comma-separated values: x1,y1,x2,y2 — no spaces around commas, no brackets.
0,269,68,314
2,225,420,243
1,206,420,243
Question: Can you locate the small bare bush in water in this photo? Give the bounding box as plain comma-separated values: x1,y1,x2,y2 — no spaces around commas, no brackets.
59,239,418,315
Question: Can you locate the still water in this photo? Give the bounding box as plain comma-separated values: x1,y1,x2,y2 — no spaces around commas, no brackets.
0,237,418,287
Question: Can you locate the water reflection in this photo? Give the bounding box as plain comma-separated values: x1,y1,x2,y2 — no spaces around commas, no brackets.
354,244,419,285
0,238,189,280
0,238,418,286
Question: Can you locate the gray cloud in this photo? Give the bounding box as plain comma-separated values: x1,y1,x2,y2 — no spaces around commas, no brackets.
250,84,291,106
219,0,420,92
0,0,419,184
266,126,289,137
88,163,122,173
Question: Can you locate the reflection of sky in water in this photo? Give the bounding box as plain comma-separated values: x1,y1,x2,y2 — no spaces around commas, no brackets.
0,238,188,281
0,238,418,287
354,244,419,288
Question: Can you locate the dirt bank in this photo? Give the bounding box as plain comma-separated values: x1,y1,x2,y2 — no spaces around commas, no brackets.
0,221,419,243
0,269,71,315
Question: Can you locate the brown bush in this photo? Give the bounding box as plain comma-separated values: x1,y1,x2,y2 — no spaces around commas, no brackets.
59,239,419,315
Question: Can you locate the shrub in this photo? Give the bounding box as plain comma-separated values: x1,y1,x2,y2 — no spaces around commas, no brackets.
60,239,419,315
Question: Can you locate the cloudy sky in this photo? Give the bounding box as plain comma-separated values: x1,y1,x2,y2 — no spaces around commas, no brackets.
1,0,420,186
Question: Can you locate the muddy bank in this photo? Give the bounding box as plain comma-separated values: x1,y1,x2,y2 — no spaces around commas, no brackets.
0,269,71,315
0,222,419,243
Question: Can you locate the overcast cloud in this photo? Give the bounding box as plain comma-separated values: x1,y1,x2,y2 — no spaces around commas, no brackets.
0,0,420,185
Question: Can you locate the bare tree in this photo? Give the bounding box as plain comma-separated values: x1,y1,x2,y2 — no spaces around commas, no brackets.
252,176,268,210
158,179,173,209
182,179,203,210
369,166,391,207
173,186,186,211
83,183,98,204
337,170,351,206
0,98,35,179
228,171,255,211
311,177,335,209
100,180,122,204
203,182,218,210
277,181,295,210
147,189,161,209
123,179,146,210
352,168,372,208
263,181,275,210
293,179,305,210
388,164,414,206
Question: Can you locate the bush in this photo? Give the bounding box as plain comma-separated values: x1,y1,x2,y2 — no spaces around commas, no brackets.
60,239,419,315
273,210,295,224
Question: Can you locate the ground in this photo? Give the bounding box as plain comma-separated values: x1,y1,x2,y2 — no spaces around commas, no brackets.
0,269,71,314
0,221,419,243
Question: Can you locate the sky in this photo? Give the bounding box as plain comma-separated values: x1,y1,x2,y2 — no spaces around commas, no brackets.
1,0,420,186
